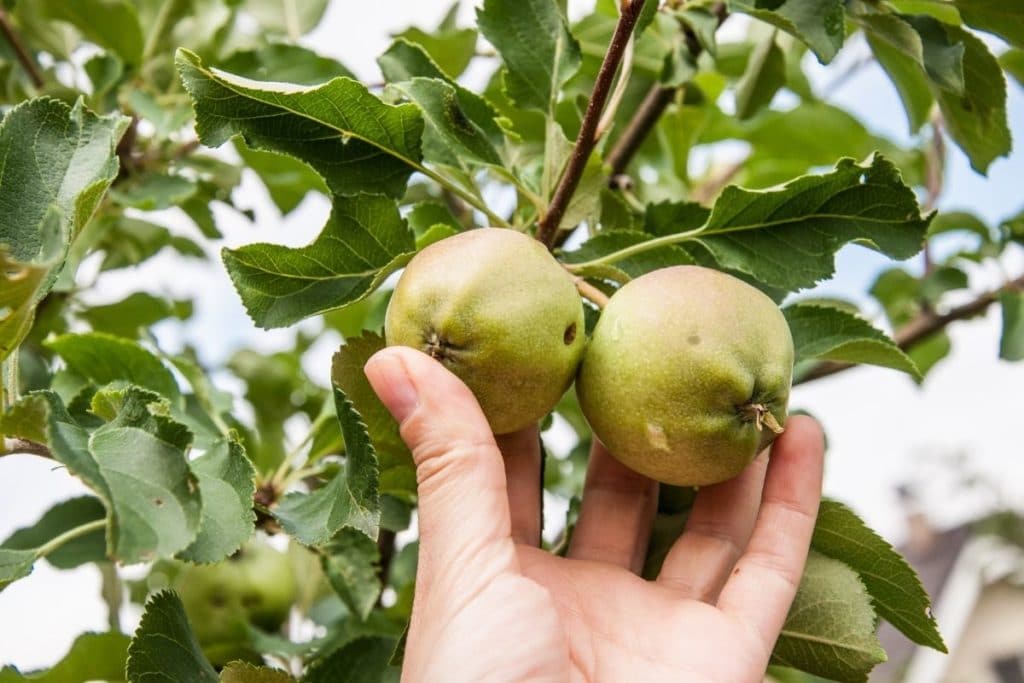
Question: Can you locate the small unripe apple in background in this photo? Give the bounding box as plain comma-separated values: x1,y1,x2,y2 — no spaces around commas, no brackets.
577,265,794,486
385,228,586,434
173,541,298,666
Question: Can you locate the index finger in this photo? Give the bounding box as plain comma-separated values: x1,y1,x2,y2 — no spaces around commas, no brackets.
716,415,825,653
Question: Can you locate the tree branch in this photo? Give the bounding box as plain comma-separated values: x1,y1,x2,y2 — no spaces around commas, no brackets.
574,276,610,308
536,0,648,248
796,273,1024,384
0,8,43,89
606,3,728,176
2,438,52,458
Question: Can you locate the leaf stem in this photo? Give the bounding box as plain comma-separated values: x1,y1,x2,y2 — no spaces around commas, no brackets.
565,225,707,272
142,0,176,63
34,519,106,560
536,0,649,248
268,409,333,489
574,277,610,308
605,3,728,176
420,166,512,229
3,354,19,409
797,272,1024,384
0,8,43,89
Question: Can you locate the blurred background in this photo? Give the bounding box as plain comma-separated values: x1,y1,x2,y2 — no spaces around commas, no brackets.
1,1,1022,680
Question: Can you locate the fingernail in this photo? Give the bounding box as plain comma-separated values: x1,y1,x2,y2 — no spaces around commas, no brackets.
364,349,418,422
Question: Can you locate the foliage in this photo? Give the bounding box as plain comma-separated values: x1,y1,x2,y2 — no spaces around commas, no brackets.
0,0,1021,680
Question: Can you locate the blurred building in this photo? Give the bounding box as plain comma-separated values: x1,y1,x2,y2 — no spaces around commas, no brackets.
873,504,1024,683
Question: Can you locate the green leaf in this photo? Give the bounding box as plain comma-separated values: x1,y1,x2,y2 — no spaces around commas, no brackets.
697,156,928,291
219,662,296,683
771,552,887,682
320,527,382,621
0,548,36,592
377,40,503,147
45,332,180,402
866,27,935,132
999,291,1024,361
1,496,107,569
176,49,424,199
952,0,1024,48
1001,48,1024,86
386,78,503,169
126,590,219,683
932,24,1010,174
734,34,786,120
39,0,143,65
81,215,205,272
900,15,966,94
222,195,415,329
178,438,256,564
234,142,328,216
0,631,130,682
219,44,355,86
0,97,129,290
302,636,397,683
562,229,694,281
396,16,478,79
330,334,412,482
273,388,380,546
477,0,581,112
727,0,845,63
0,392,49,443
79,292,192,339
247,0,328,37
784,302,920,379
812,500,946,652
109,173,198,211
0,249,49,362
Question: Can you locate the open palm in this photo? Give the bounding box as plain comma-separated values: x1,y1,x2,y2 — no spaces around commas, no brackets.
365,347,824,683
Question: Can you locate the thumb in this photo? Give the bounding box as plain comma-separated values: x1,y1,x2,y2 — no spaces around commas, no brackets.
364,346,514,572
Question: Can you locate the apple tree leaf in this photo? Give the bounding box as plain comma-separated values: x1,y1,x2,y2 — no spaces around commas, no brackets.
126,590,219,683
320,527,382,621
176,49,423,199
951,0,1024,48
734,34,786,120
0,548,36,593
45,332,181,402
476,0,581,113
177,438,256,565
273,388,380,546
222,195,415,329
0,631,130,682
999,291,1024,361
330,334,414,496
302,636,398,683
38,0,143,65
784,302,921,379
770,552,887,682
1,496,107,569
811,500,947,652
233,142,328,216
727,0,845,63
0,250,49,363
219,662,297,682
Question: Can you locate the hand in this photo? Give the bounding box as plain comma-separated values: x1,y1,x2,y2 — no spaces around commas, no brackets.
365,347,824,683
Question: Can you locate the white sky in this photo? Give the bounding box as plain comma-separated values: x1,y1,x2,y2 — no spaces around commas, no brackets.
2,0,1024,671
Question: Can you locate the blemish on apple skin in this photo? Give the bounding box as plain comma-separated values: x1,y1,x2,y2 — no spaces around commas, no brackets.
646,423,670,451
687,334,700,345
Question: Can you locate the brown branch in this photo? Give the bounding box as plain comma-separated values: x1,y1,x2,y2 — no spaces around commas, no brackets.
796,273,1024,384
0,8,43,89
606,3,728,177
536,0,648,248
2,438,52,458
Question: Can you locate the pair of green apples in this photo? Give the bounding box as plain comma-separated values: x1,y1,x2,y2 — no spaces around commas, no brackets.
386,229,794,487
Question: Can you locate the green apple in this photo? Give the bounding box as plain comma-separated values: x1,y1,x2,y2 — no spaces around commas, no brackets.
385,228,586,434
173,541,297,666
577,265,793,486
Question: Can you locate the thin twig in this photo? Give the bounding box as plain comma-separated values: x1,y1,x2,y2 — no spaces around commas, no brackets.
536,0,649,248
574,277,611,308
922,113,946,275
2,438,52,458
0,8,43,89
690,159,745,204
606,3,728,176
796,273,1024,384
376,528,396,603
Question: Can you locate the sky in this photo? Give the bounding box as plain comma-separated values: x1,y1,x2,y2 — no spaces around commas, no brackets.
2,0,1024,671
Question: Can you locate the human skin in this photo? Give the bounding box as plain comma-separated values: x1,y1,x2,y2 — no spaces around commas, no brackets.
365,346,824,683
